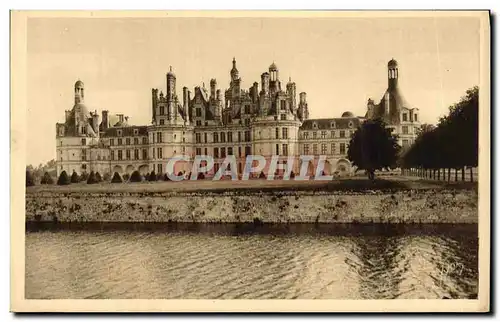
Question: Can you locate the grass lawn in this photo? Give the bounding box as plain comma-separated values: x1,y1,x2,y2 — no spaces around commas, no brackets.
26,175,477,195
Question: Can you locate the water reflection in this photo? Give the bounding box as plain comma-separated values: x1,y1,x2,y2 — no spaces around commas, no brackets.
25,225,478,299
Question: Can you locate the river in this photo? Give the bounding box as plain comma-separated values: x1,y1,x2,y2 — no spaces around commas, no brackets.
25,224,478,299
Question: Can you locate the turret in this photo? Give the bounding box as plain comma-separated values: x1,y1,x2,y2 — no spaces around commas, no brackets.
151,88,158,122
298,92,309,121
261,72,270,94
388,58,398,89
74,80,84,104
210,79,217,99
166,66,176,101
65,110,71,123
91,111,99,134
230,57,239,81
286,77,296,110
251,82,259,103
101,110,109,130
183,87,189,109
366,98,375,119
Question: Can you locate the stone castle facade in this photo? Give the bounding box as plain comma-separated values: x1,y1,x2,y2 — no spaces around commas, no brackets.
55,58,420,178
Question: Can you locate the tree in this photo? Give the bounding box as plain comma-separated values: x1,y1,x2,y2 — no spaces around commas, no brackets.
129,170,143,182
26,170,35,187
70,171,79,183
57,171,70,185
79,172,89,182
40,172,54,184
148,170,157,182
87,171,98,184
111,172,123,183
347,118,401,180
95,172,102,182
103,172,111,182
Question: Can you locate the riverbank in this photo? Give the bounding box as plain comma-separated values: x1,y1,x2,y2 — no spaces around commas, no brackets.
25,177,478,225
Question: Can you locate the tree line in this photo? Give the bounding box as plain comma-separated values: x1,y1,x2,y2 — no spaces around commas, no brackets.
347,86,479,181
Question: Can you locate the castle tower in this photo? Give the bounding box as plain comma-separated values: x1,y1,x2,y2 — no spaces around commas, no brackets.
269,62,280,93
298,92,309,121
261,72,270,94
388,58,398,89
74,80,84,104
151,88,158,122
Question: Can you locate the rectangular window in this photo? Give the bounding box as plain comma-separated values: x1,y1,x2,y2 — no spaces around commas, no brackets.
196,108,202,117
142,149,147,160
340,130,345,138
282,144,288,156
403,139,409,147
126,150,131,160
228,147,233,155
304,132,309,139
160,106,165,115
244,105,250,114
81,138,86,145
245,118,250,126
313,132,317,139
118,138,123,145
331,143,336,154
321,143,327,155
245,146,251,156
276,127,279,139
280,100,286,110
321,131,326,139
238,132,242,142
157,132,163,143
195,133,201,143
126,138,131,145
304,144,310,155
81,150,86,161
134,149,139,160
214,148,219,158
238,146,242,157
196,120,202,126
204,148,208,155
244,131,251,142
331,131,335,138
280,114,286,120
414,114,418,122
159,119,165,125
214,163,220,174
118,150,123,160
221,132,226,143
110,139,114,146
282,128,288,139
228,132,233,142
204,133,208,143
313,144,318,155
196,147,202,155
213,132,219,143
157,164,163,174
276,144,280,155
111,150,115,160
156,148,162,159
142,137,147,144
402,113,408,122
402,126,409,134
221,147,226,158
134,138,139,145
340,143,346,155
152,147,155,159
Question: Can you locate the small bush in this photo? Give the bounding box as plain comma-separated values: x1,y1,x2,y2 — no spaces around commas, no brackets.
148,171,157,181
197,172,205,180
103,172,111,182
57,171,70,185
111,172,123,183
26,170,35,187
79,172,89,182
130,170,143,182
95,172,102,182
40,172,54,185
87,171,98,184
70,171,79,183
259,171,266,179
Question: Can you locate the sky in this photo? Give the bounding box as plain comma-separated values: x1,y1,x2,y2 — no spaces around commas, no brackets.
26,15,480,166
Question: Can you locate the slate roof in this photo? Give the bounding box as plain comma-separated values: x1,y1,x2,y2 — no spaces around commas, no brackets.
300,117,362,130
102,125,148,137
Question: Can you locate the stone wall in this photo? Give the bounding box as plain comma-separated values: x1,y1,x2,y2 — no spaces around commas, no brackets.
26,189,478,224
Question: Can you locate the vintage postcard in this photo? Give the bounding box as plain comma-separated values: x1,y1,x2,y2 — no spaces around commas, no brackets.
11,10,490,312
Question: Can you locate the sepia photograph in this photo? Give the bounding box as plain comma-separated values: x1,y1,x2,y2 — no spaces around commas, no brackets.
10,10,490,312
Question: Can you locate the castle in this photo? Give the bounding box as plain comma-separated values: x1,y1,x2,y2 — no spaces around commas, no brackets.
55,58,420,178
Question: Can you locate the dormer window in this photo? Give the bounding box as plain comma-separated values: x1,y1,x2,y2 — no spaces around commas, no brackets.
313,122,317,129
330,122,336,128
348,121,353,128
117,130,122,137
134,129,139,136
